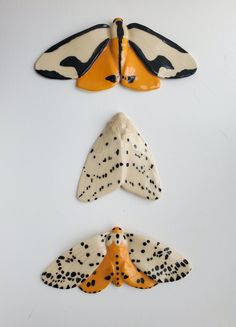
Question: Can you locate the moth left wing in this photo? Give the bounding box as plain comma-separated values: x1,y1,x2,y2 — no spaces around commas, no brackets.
126,233,191,283
35,24,110,80
76,117,123,202
127,23,197,79
41,233,108,289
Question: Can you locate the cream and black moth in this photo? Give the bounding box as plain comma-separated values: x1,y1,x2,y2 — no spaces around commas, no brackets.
77,113,162,202
42,227,191,293
35,18,197,91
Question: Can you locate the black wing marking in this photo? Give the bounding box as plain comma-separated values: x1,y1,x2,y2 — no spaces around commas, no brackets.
128,23,197,79
35,24,110,80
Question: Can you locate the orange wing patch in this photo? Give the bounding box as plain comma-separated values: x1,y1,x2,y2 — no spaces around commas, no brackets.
79,255,114,294
121,44,160,91
76,43,119,91
121,260,157,289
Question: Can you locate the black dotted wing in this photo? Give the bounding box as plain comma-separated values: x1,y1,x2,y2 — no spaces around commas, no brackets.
77,112,162,202
128,23,197,79
121,125,162,200
77,117,124,203
42,233,108,289
126,233,191,283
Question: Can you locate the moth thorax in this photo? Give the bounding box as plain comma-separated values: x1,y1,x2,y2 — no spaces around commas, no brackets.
106,232,127,246
111,21,128,39
108,112,133,136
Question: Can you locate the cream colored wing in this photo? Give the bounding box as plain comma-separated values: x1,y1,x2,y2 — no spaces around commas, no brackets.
126,232,191,283
128,23,197,78
35,24,110,79
42,233,108,289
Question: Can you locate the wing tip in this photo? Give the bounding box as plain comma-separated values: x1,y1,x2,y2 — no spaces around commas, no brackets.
169,67,197,79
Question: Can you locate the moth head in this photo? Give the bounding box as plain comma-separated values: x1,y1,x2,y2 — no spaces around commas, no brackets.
108,112,134,137
106,227,127,246
113,18,123,23
111,18,128,39
112,226,123,233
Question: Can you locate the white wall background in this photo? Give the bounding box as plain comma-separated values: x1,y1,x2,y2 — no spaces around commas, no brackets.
0,0,235,326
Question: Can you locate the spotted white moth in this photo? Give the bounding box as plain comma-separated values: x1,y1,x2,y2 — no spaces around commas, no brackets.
42,227,191,293
77,112,162,202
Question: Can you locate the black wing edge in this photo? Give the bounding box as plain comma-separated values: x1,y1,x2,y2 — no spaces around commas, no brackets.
45,23,110,53
127,23,188,54
35,69,71,80
35,37,110,80
128,23,197,79
128,40,197,78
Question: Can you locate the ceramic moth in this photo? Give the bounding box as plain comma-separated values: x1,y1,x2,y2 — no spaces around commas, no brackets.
42,227,191,293
35,18,197,91
77,112,162,202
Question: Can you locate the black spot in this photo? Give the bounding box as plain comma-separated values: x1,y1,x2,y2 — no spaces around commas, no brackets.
105,275,111,280
105,75,117,83
91,279,96,286
127,75,136,83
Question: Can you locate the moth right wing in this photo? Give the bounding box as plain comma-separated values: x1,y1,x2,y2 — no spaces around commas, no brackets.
120,124,162,200
126,233,191,284
127,23,197,79
35,24,111,80
41,233,108,289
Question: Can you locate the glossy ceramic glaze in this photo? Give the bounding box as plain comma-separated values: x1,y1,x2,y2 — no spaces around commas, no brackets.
77,112,162,202
35,18,197,91
42,227,191,293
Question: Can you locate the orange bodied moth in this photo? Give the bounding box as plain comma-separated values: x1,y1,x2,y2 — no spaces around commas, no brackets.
42,227,191,293
35,18,197,91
